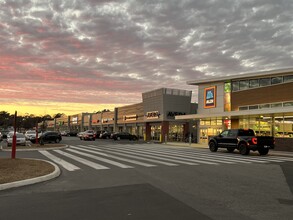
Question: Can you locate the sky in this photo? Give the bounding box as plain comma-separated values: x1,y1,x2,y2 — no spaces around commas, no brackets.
0,0,292,116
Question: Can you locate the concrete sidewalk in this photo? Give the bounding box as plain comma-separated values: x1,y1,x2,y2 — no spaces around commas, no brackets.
164,141,293,157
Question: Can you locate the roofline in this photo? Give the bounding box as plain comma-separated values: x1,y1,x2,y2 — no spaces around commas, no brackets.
187,67,293,85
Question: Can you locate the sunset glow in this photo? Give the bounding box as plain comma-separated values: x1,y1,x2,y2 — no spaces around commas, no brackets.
0,1,292,116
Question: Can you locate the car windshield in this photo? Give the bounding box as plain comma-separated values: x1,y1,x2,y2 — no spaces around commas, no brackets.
26,131,35,134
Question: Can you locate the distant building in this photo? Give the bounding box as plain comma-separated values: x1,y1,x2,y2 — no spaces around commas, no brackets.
52,88,197,142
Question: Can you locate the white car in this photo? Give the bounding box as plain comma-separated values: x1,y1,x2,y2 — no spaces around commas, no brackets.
77,132,84,138
25,130,42,142
7,132,26,146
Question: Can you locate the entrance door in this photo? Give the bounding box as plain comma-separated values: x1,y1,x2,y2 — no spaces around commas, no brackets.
199,128,222,144
199,128,208,144
151,125,161,141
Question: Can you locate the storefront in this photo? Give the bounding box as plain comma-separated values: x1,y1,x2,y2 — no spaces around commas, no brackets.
176,68,293,151
143,88,196,142
51,88,196,142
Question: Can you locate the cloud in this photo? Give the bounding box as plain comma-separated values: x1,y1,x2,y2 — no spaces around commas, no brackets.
0,0,292,115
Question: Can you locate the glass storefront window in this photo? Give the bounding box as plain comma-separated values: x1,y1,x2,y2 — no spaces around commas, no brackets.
284,102,293,107
249,79,259,88
232,81,239,92
271,103,282,108
239,80,249,90
151,125,161,141
239,118,248,129
169,124,184,141
284,116,293,138
275,116,293,138
259,78,271,86
239,106,248,111
284,75,293,82
271,76,283,85
259,104,270,109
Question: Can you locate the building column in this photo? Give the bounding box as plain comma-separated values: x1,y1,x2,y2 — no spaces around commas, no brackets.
183,122,189,141
161,121,169,142
145,122,151,141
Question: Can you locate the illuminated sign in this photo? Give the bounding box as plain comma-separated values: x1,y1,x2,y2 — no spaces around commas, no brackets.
146,111,160,119
204,86,216,108
123,115,137,121
71,117,78,124
102,118,114,123
167,111,186,119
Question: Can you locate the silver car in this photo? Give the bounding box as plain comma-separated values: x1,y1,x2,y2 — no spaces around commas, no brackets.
7,132,26,146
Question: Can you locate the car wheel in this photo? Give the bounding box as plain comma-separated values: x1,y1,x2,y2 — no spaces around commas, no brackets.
117,137,120,140
55,138,60,143
239,143,250,155
209,141,218,152
80,137,82,140
227,147,235,153
258,147,269,155
92,138,96,141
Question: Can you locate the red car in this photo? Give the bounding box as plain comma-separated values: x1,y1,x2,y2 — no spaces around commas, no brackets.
80,130,96,141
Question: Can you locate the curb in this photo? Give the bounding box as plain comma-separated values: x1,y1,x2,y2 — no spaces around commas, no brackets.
0,159,61,191
1,145,68,152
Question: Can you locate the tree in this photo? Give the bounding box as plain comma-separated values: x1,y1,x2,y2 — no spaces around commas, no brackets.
53,113,64,118
0,111,11,128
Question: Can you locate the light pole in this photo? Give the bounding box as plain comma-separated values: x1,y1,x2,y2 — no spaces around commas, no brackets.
11,111,17,159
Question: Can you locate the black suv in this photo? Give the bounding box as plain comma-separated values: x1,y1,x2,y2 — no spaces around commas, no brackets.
39,131,62,144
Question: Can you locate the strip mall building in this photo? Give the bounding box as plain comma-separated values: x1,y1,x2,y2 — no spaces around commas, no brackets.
176,68,293,151
52,88,197,142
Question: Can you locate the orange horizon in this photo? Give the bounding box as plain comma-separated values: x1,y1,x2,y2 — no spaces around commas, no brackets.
0,102,121,117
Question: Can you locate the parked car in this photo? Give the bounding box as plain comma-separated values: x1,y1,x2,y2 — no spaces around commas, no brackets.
80,130,96,141
7,132,26,146
61,131,69,136
67,130,78,136
77,132,84,138
100,131,111,139
208,129,275,155
36,131,62,144
95,130,103,139
25,130,42,142
112,132,138,141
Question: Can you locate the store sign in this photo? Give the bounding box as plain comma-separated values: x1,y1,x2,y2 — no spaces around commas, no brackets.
204,86,216,108
167,111,186,119
102,118,113,123
71,117,78,124
146,111,160,119
92,119,100,124
123,115,137,121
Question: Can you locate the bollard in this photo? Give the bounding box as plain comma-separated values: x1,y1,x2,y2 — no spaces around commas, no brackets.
189,133,192,146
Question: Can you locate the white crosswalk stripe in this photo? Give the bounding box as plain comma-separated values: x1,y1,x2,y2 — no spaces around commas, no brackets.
66,147,133,168
74,145,156,167
38,143,293,172
39,150,80,171
54,150,109,170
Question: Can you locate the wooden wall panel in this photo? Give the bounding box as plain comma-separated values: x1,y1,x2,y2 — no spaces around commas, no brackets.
231,82,293,110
